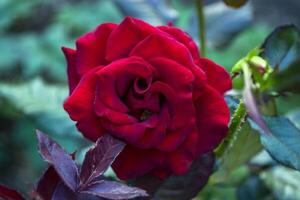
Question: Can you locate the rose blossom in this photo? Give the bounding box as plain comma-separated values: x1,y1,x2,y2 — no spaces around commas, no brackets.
62,16,231,180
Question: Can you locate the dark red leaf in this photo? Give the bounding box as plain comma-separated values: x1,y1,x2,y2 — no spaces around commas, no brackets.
52,182,77,200
154,152,215,200
81,180,148,200
0,184,25,200
35,166,60,200
36,130,79,191
80,134,125,186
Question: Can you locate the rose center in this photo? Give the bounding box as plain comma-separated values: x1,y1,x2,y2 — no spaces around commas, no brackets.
139,109,152,121
137,78,148,90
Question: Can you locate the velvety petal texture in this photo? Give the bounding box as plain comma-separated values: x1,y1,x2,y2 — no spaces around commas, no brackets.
62,16,231,180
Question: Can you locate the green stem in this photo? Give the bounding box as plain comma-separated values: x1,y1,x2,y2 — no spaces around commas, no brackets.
214,100,247,158
194,0,206,56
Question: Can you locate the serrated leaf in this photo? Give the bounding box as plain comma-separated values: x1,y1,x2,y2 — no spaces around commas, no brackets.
79,134,125,187
35,166,60,200
214,121,262,183
36,130,79,191
223,0,248,8
82,180,148,200
0,184,25,200
154,152,215,200
257,117,300,171
261,25,300,70
222,122,262,169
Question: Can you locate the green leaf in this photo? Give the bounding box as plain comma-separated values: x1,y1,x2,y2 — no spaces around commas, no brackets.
213,122,262,183
260,166,300,200
273,58,300,93
0,79,78,137
288,109,300,129
223,0,249,8
261,25,300,70
256,116,300,171
197,184,237,200
221,121,262,171
276,94,300,115
237,175,273,200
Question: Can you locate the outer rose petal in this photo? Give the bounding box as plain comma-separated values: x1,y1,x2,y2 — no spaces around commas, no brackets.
197,58,232,94
195,85,230,155
157,123,194,152
151,168,171,179
62,47,79,94
112,145,165,180
64,66,105,141
158,26,201,61
106,16,164,61
76,23,116,76
168,128,198,174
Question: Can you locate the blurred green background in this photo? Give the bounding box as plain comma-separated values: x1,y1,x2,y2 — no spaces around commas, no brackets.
0,0,300,199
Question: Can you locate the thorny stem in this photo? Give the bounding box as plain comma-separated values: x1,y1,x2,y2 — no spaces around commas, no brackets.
214,100,247,158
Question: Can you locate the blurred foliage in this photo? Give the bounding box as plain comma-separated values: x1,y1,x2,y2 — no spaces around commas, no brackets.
0,0,122,83
0,0,300,199
223,0,249,8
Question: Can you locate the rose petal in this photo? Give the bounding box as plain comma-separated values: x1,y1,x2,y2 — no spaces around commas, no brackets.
130,33,206,87
135,105,170,149
95,57,154,113
150,80,196,130
197,58,232,94
101,113,159,144
168,128,198,174
151,168,171,179
76,23,116,76
62,47,79,94
64,66,105,141
94,98,137,125
158,26,200,61
133,76,152,95
149,57,195,89
125,89,160,114
157,124,194,152
106,16,163,61
194,85,230,154
112,145,164,180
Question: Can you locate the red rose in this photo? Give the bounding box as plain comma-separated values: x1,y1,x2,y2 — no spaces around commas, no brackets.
63,17,231,180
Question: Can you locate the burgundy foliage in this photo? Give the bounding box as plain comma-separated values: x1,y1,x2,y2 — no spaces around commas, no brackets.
35,130,148,200
0,184,25,200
